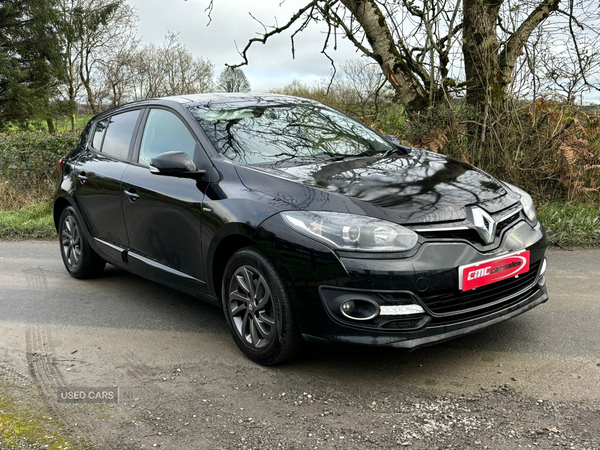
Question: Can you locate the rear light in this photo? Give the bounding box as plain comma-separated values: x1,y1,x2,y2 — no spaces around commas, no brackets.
59,155,67,170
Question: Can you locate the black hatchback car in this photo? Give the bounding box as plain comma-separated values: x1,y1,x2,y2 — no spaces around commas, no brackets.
54,93,548,364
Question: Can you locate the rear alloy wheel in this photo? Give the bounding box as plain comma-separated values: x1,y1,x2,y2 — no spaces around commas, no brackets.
222,247,300,365
58,207,105,279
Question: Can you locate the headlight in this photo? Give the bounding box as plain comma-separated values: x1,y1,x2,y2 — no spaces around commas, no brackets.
280,211,418,252
502,182,537,223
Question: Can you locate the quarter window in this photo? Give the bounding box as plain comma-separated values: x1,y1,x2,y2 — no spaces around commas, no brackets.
92,119,108,150
101,110,140,160
139,109,197,167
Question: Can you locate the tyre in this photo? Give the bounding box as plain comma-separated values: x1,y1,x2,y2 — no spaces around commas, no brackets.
222,247,301,365
58,206,106,279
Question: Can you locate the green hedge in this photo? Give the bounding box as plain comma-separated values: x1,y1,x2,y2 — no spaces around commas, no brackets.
0,131,78,197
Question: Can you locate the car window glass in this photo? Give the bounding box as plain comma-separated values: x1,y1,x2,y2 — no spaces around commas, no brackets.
102,110,140,160
187,103,393,165
92,119,108,150
139,109,197,167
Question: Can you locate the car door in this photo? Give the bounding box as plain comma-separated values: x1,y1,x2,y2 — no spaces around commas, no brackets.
75,109,142,255
120,107,210,287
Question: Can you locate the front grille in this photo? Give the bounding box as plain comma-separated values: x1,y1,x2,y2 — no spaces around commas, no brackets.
415,208,522,245
420,260,541,316
496,212,520,234
418,229,480,241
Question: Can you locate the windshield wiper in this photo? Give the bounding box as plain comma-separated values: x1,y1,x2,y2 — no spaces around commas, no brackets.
315,150,380,163
316,154,350,162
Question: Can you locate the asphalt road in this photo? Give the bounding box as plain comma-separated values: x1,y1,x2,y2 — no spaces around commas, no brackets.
0,241,599,449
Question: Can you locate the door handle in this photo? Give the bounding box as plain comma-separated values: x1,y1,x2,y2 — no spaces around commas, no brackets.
123,188,140,202
78,172,88,184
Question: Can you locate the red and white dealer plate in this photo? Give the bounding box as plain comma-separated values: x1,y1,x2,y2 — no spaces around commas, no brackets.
459,250,530,291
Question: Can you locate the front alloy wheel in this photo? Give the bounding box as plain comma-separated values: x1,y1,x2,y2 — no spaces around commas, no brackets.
222,247,301,365
228,265,276,349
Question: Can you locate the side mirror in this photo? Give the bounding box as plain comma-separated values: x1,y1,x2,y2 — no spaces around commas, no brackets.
149,151,206,179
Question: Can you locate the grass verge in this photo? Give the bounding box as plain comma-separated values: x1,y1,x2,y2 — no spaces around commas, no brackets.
0,202,55,240
0,201,597,248
537,202,600,248
0,395,87,450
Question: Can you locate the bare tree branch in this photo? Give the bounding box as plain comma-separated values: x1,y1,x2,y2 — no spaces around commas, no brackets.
227,1,319,69
498,0,560,83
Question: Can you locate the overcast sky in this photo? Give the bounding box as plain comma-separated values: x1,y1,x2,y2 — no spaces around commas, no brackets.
127,0,359,92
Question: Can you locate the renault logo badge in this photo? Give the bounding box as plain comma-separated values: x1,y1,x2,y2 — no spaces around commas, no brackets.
466,207,496,244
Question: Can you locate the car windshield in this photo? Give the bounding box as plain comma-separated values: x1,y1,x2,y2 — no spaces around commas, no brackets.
186,102,394,165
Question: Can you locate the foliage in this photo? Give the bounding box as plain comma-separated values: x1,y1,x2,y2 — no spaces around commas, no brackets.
0,131,78,209
0,202,55,239
0,0,65,128
537,202,600,247
2,115,92,133
397,98,600,204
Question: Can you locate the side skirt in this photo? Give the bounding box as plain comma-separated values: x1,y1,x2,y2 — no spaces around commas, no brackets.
93,238,219,306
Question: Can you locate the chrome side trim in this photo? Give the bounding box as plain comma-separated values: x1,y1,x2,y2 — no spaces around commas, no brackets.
94,238,124,253
128,251,206,284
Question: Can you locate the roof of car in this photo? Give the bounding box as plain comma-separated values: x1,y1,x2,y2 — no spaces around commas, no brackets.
157,93,318,107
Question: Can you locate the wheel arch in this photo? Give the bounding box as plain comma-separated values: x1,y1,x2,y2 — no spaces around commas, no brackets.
53,196,73,231
207,224,264,301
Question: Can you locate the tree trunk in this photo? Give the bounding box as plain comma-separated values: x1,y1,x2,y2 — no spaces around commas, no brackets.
341,0,430,112
46,118,56,133
462,0,503,111
68,72,77,132
463,0,560,112
83,81,97,114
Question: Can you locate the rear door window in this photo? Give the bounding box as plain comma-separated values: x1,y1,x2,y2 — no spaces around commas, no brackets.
138,109,197,167
101,110,141,160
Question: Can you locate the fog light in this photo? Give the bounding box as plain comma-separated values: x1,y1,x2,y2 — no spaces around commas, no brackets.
341,300,355,314
379,304,425,316
340,298,379,321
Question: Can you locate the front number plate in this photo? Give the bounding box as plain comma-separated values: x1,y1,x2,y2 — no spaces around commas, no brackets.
459,250,530,291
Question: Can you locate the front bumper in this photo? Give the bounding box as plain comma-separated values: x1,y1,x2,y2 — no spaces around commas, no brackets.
257,214,548,349
304,281,548,349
